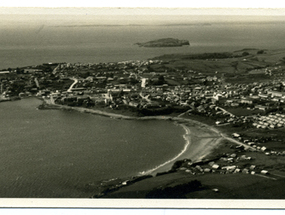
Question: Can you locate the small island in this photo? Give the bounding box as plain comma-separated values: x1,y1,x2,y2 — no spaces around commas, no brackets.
135,38,190,47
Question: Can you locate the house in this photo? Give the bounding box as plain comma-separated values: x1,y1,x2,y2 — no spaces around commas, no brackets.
222,166,236,172
258,93,268,99
268,90,285,98
0,71,10,74
85,76,94,82
269,124,275,129
232,133,240,138
213,93,223,101
23,69,43,74
129,101,140,108
261,170,269,175
212,164,219,170
231,102,239,107
255,105,268,111
240,98,253,104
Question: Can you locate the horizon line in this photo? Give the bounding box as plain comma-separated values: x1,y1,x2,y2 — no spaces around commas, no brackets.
0,7,285,16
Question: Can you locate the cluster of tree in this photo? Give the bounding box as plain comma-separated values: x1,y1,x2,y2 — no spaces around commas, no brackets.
56,97,95,108
151,75,165,85
257,50,266,54
265,106,283,114
138,106,173,116
138,105,188,116
145,180,202,198
183,52,233,60
154,52,234,61
8,81,26,95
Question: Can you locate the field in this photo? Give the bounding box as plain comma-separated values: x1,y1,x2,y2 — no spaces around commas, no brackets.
225,107,263,116
152,48,285,81
100,168,285,199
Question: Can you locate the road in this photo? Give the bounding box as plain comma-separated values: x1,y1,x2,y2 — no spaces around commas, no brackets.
67,78,78,92
139,92,151,103
220,133,257,151
216,106,235,117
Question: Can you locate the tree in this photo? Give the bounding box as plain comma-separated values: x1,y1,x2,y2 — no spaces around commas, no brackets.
129,78,139,85
16,67,22,74
257,50,265,54
158,75,165,82
153,75,165,85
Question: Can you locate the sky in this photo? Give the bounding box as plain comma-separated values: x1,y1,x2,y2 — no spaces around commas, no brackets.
0,1,285,16
0,0,285,9
0,7,285,16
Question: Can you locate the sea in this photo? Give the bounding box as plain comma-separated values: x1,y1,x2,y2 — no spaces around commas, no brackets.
1,15,285,69
0,98,184,197
1,14,285,197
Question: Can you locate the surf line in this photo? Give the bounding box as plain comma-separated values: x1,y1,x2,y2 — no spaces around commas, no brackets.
139,123,191,176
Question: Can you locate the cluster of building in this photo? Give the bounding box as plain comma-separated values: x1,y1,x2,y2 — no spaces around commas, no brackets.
177,153,269,176
232,133,285,156
34,60,223,113
253,113,285,129
1,58,285,125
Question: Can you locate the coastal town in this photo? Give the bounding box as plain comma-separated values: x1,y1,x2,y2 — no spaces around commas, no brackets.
2,50,285,129
2,48,285,198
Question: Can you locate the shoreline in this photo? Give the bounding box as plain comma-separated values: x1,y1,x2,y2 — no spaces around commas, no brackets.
40,101,224,176
138,123,192,176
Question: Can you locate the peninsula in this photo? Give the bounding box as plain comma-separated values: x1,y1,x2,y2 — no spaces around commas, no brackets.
135,38,190,47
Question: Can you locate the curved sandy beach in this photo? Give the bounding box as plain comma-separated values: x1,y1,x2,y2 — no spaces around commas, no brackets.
142,122,223,176
41,101,224,176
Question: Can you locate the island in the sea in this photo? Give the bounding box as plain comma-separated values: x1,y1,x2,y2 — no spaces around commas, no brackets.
135,38,190,47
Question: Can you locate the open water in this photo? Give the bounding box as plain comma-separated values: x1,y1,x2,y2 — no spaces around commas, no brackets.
1,15,285,69
0,98,184,197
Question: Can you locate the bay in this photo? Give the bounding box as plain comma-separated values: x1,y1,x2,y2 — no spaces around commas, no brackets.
0,98,184,197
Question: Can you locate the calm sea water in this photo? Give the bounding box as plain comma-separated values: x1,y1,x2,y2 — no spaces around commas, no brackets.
1,17,285,69
0,98,184,197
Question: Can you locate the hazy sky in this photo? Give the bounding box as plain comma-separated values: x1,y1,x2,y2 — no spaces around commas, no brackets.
1,0,285,9
0,7,284,28
0,2,285,28
0,0,285,16
0,7,285,16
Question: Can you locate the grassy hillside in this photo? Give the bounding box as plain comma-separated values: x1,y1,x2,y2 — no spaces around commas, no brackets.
151,48,285,83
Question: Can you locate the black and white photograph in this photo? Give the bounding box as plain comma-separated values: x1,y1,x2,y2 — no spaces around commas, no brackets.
1,1,285,211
